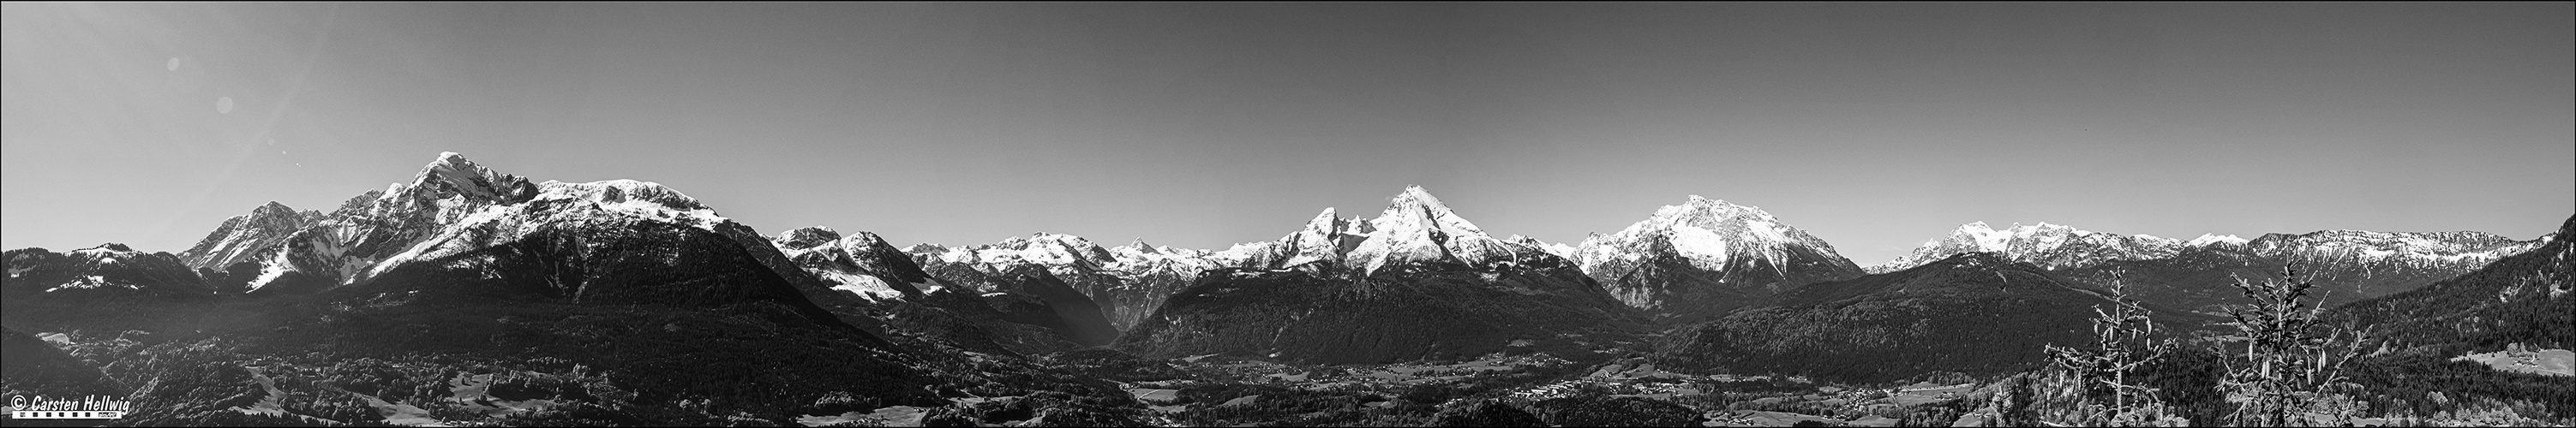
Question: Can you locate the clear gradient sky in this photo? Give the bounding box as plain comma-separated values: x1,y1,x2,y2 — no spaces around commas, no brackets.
5,3,2571,265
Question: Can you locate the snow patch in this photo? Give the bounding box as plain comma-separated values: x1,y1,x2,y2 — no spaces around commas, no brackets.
1667,225,1733,266
824,271,904,301
247,251,296,292
46,275,114,292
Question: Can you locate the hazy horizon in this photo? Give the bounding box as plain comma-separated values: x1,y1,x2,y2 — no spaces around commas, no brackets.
7,3,2571,265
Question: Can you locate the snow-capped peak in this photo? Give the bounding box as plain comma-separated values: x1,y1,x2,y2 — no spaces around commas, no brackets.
844,230,892,249
70,243,138,258
946,232,1115,270
1511,235,1579,259
775,226,843,250
1944,221,1996,252
179,201,323,270
1638,198,1801,241
530,179,730,231
2186,234,2250,247
1302,208,1344,235
1369,186,1488,238
251,201,299,217
1344,186,1523,274
1204,186,1555,275
1123,238,1159,253
403,152,536,204
1670,196,1784,224
1946,222,2109,251
1572,196,1854,284
764,226,931,302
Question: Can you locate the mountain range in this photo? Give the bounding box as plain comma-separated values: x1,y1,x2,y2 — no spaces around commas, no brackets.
0,153,1150,425
1870,221,2544,313
3,152,2564,424
1111,186,1646,365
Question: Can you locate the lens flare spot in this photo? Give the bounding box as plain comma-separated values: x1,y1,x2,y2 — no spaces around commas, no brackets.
216,97,234,114
166,57,180,71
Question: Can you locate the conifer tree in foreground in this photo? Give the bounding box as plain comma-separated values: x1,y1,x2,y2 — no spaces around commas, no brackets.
2039,276,2186,426
2217,265,2372,427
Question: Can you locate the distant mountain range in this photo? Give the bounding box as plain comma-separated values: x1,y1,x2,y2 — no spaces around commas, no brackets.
3,152,2563,423
0,153,1150,425
899,206,2541,333
2329,216,2573,353
1867,221,2544,313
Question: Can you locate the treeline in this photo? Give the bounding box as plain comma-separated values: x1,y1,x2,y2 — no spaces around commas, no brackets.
1653,291,2097,384
2006,262,2574,426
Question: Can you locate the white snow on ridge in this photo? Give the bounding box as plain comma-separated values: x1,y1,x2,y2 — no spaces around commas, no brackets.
1873,221,2190,272
934,247,979,265
2186,234,2249,247
247,250,295,292
1508,235,1578,259
536,180,732,232
1876,220,2547,275
359,205,529,282
1107,240,1227,276
918,186,1568,276
968,234,1105,268
1962,222,2013,253
45,275,123,292
249,154,773,292
1572,195,1841,279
